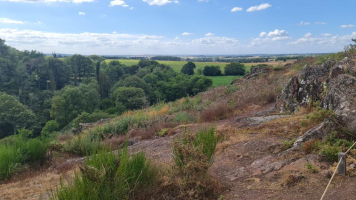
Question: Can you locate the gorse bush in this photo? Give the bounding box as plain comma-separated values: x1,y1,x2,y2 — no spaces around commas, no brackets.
53,146,158,200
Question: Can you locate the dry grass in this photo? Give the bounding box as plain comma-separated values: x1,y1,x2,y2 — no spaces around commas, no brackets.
128,122,178,140
281,173,303,187
0,169,76,200
200,102,234,122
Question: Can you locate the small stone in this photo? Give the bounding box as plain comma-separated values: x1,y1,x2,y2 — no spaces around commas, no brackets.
349,164,355,169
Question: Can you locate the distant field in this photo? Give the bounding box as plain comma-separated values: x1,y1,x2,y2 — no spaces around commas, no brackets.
106,59,295,74
208,76,241,87
106,59,295,86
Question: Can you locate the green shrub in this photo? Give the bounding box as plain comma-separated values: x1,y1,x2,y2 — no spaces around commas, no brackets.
53,147,158,200
306,162,318,173
306,108,335,123
173,112,195,123
41,120,60,137
72,110,113,128
320,143,341,162
281,139,296,151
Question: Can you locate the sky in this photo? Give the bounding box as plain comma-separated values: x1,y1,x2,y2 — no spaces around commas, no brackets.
0,0,356,55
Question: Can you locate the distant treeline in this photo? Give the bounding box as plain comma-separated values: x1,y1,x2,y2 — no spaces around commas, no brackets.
275,56,304,61
103,56,149,60
151,56,181,61
187,57,268,63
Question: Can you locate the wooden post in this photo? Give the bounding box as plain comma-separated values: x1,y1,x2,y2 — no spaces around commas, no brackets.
338,152,346,176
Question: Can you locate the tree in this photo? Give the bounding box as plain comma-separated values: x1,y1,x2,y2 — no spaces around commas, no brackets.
51,83,100,126
111,76,150,96
66,55,95,85
0,93,36,138
203,66,222,76
105,60,124,83
138,60,158,68
41,120,59,137
187,76,213,95
181,61,196,75
224,63,246,76
113,87,146,110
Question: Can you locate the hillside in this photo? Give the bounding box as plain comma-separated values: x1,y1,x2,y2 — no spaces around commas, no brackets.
2,53,356,199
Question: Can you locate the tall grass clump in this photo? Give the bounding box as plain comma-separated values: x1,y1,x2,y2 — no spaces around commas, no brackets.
65,133,102,156
0,145,23,179
0,131,48,180
53,146,158,200
171,127,221,199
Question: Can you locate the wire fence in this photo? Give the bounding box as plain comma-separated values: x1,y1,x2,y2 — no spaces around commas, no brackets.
320,141,356,200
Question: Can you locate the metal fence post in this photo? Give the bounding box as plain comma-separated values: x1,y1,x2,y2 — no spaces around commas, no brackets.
338,152,346,176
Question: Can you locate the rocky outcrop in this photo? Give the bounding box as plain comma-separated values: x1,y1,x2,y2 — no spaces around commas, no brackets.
243,65,273,80
230,65,273,84
276,57,356,145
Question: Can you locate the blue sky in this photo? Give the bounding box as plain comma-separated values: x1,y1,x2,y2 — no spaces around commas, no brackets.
0,0,355,55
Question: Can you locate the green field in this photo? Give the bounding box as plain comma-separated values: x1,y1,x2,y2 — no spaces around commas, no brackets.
106,59,253,73
208,76,241,87
106,59,273,87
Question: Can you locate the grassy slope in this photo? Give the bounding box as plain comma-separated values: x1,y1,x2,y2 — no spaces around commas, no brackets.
208,76,241,87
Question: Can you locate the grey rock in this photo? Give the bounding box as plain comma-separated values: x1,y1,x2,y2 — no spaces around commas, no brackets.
234,115,290,127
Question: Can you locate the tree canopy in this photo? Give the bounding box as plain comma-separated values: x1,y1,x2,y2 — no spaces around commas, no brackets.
51,83,100,126
0,93,35,138
181,62,196,75
224,63,246,76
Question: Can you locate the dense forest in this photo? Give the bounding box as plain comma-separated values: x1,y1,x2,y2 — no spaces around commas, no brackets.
0,38,214,139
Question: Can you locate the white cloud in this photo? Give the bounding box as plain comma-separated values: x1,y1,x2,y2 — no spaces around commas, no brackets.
1,28,355,54
299,21,310,26
197,0,209,2
250,29,290,47
289,32,356,46
340,24,355,28
79,12,85,15
0,18,24,24
315,22,326,25
247,3,271,12
182,32,192,36
0,28,243,55
304,32,312,37
35,21,43,24
143,0,173,6
205,32,214,37
174,0,179,3
259,32,267,37
192,36,239,46
267,29,288,37
231,7,243,12
0,0,94,3
110,0,128,7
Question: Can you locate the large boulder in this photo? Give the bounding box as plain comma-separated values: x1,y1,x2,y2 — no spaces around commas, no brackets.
276,58,355,113
276,57,356,145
